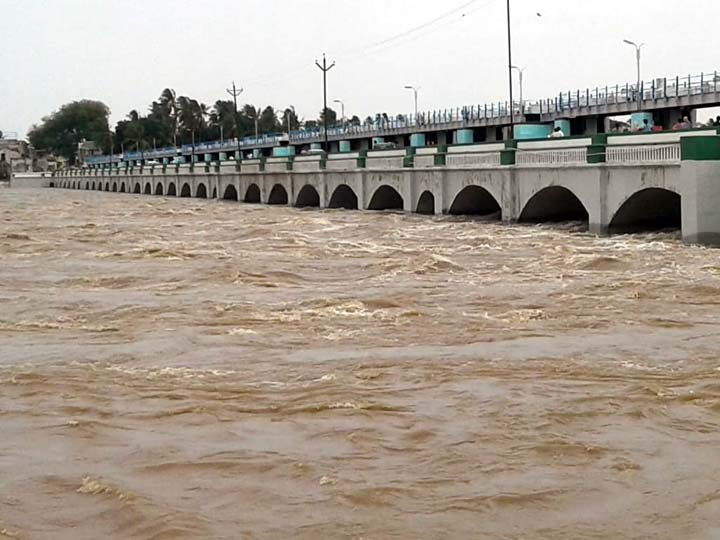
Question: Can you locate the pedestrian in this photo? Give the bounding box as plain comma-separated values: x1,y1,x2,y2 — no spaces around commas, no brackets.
548,126,565,138
672,118,684,130
642,119,653,133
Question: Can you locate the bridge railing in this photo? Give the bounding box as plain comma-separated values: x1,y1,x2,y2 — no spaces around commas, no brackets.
606,143,681,164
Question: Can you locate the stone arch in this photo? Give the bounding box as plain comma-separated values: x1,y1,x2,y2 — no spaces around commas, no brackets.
91,182,95,190
245,183,261,203
167,183,176,196
196,183,207,198
416,191,435,215
112,182,117,192
155,182,164,196
449,185,502,218
144,182,152,195
368,185,404,211
212,187,217,199
85,182,90,190
223,184,238,201
519,186,589,223
268,184,288,205
328,184,358,210
134,182,141,194
295,184,320,207
180,183,191,197
105,182,110,191
609,188,681,233
120,182,126,193
49,182,55,188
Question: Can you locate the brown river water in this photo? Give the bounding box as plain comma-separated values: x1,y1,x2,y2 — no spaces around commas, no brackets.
1,187,720,540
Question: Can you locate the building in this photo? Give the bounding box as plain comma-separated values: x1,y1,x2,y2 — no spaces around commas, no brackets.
0,134,60,180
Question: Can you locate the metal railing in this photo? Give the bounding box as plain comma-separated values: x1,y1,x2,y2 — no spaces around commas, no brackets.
516,148,588,166
446,152,502,167
607,143,681,164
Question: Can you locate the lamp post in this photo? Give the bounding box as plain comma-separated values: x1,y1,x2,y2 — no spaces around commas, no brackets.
511,65,525,115
226,82,243,160
506,0,515,137
315,53,336,152
333,99,345,127
623,39,644,111
404,86,419,121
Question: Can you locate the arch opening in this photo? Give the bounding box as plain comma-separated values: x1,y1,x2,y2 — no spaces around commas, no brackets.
295,185,320,207
144,182,152,195
167,183,176,196
244,184,261,203
134,182,141,194
212,187,217,199
49,182,55,188
609,188,681,234
223,184,238,201
416,191,435,215
105,182,110,191
120,182,126,193
196,183,207,198
268,184,288,205
112,182,117,192
449,185,502,218
368,185,404,211
328,184,358,210
180,183,191,197
85,182,89,190
519,186,589,223
155,182,164,196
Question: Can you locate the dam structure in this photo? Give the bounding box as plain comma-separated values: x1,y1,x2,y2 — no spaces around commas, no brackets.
50,130,720,246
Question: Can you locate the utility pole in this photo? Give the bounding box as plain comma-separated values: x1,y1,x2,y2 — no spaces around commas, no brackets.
315,53,335,152
506,0,515,138
623,40,644,111
511,66,525,115
226,81,243,160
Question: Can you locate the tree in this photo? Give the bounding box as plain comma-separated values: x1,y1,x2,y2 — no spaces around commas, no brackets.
280,107,300,132
350,115,361,127
319,107,337,126
209,100,237,140
28,100,110,163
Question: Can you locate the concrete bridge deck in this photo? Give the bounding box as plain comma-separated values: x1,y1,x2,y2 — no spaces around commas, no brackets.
50,131,720,246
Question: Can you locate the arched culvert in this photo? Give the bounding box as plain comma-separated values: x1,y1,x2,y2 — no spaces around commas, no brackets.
134,183,141,194
196,183,207,198
212,187,217,199
91,182,95,190
245,184,261,203
328,184,358,210
112,182,117,192
368,185,404,211
180,183,191,197
268,184,288,205
155,182,164,196
449,185,501,218
519,186,589,223
609,188,681,233
416,191,435,215
120,182,126,193
144,183,152,195
223,185,238,201
167,183,177,196
295,185,320,207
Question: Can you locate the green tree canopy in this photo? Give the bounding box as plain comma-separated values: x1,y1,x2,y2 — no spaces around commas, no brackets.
28,100,110,163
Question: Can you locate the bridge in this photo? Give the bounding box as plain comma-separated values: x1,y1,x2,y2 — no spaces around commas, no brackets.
84,70,720,166
51,128,720,247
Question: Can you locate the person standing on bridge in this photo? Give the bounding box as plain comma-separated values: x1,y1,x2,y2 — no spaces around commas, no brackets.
549,126,565,138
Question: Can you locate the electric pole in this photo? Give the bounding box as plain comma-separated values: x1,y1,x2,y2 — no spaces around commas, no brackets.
315,53,335,152
226,81,243,160
506,0,515,138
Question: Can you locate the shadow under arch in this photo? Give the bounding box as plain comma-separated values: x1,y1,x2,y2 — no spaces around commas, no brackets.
167,183,176,196
196,183,207,198
416,191,435,215
609,188,681,233
120,182,126,193
295,184,320,207
133,183,141,194
223,184,238,201
449,185,501,218
519,186,589,223
268,184,288,205
212,187,217,199
328,184,358,210
245,184,261,203
105,182,110,191
368,185,404,211
155,182,164,196
144,182,152,195
111,182,117,192
180,183,191,197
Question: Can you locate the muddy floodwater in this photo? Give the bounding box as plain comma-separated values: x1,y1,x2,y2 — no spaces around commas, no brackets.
1,187,720,540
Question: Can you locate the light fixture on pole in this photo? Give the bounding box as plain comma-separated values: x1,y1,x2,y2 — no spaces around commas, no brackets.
511,65,525,115
404,86,419,121
623,39,644,111
333,99,345,126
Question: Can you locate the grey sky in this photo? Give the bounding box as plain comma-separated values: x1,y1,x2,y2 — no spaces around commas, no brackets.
2,0,719,139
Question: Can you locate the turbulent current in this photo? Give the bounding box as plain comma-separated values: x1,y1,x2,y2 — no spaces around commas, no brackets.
1,187,720,540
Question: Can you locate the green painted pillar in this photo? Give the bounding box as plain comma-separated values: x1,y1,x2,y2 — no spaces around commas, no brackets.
680,136,720,246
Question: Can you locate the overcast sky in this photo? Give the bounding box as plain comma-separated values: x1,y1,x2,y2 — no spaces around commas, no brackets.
2,0,719,139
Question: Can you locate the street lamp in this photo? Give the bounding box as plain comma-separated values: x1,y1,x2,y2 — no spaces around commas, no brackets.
276,105,296,133
623,39,644,110
226,81,243,160
404,86,419,121
511,65,526,115
333,99,345,126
